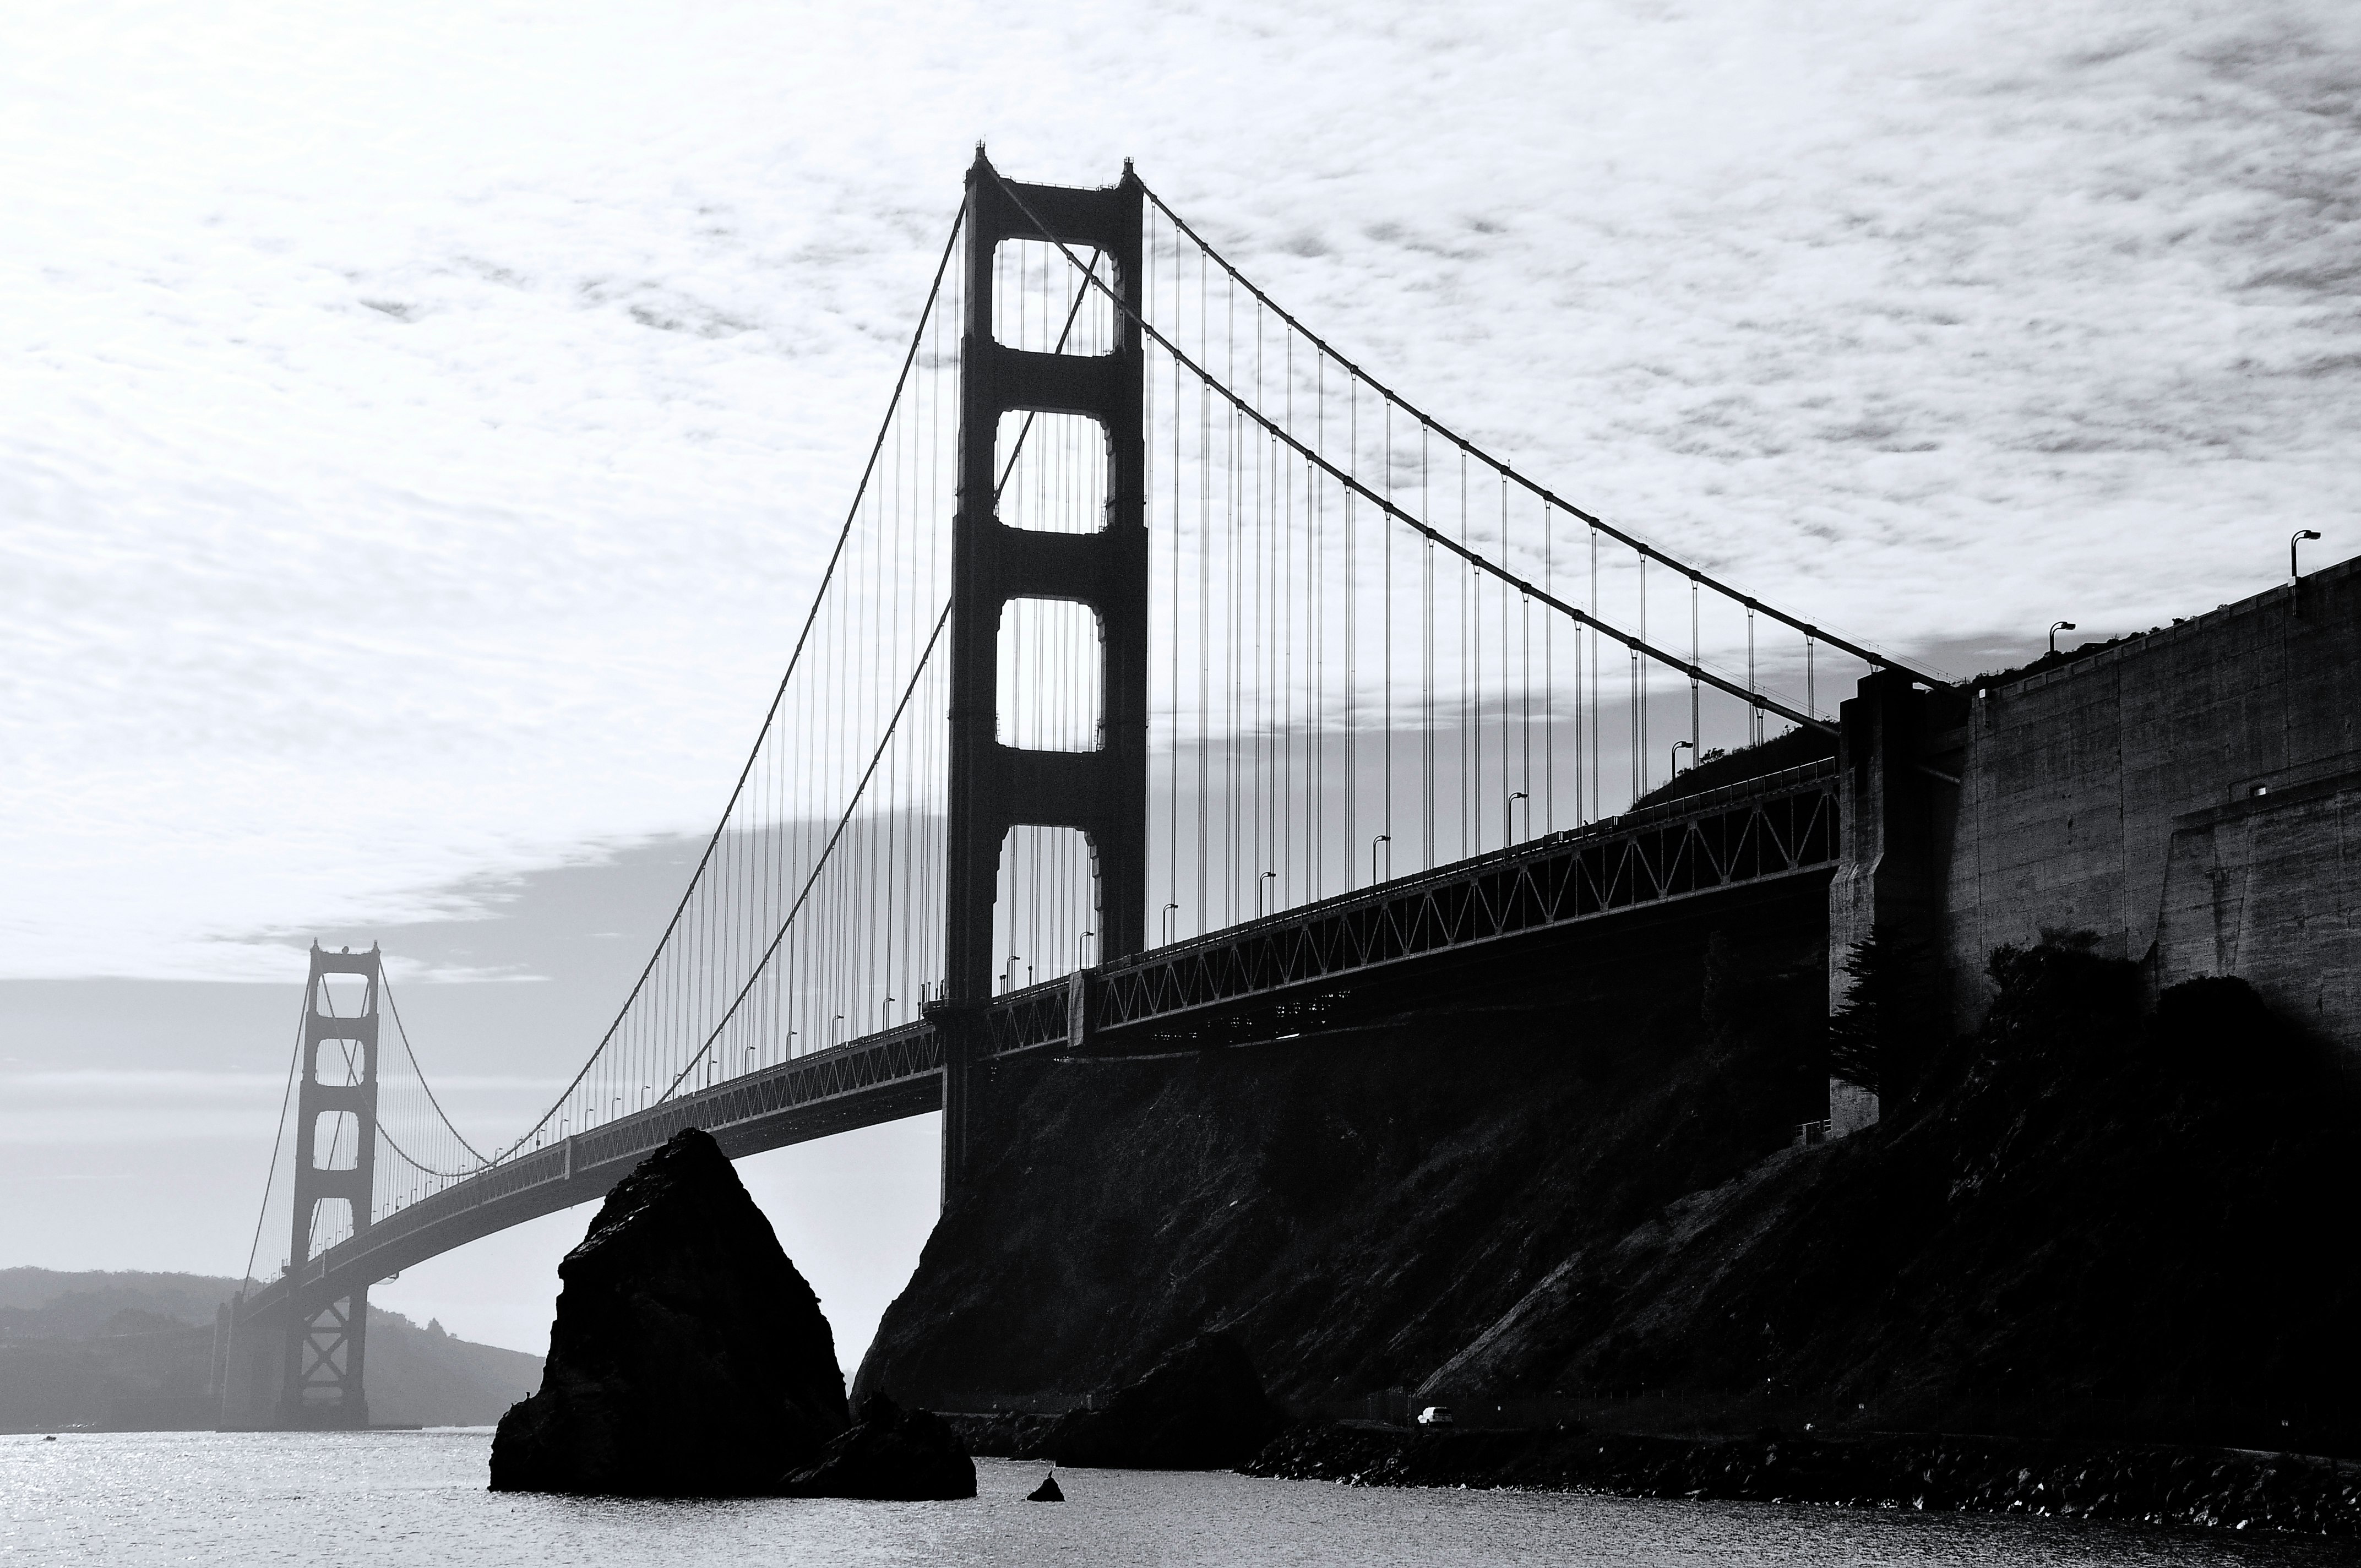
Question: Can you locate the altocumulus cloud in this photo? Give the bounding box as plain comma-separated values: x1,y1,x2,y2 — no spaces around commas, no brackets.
2,0,2356,979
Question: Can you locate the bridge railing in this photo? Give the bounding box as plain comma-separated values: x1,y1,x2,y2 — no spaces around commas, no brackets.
1087,760,1838,1037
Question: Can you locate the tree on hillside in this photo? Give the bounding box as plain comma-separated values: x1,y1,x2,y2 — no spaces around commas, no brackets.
1827,926,1931,1101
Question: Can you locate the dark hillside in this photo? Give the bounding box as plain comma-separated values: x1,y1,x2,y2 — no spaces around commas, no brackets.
858,920,1827,1411
1629,724,1835,812
863,944,2360,1457
1435,949,2360,1453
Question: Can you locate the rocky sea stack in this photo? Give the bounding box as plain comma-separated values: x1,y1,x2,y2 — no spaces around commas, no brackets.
489,1128,850,1495
1043,1332,1286,1469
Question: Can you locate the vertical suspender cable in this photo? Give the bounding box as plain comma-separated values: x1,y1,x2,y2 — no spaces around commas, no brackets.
1421,423,1434,869
1690,573,1701,758
1382,400,1394,872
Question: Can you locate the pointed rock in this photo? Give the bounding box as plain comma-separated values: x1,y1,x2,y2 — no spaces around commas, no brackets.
779,1390,977,1500
489,1128,849,1495
1026,1472,1064,1501
1043,1332,1286,1469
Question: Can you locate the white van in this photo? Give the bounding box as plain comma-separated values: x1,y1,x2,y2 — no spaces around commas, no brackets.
1416,1406,1454,1427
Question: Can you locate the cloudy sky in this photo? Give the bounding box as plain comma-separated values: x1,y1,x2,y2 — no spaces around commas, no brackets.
4,0,2357,1358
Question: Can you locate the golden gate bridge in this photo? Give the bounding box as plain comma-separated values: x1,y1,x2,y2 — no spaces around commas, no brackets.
217,152,1935,1428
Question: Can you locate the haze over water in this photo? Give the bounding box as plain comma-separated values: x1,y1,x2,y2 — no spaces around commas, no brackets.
4,1432,2347,1566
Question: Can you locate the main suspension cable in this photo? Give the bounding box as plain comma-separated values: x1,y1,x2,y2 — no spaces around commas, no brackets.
240,984,310,1287
380,973,490,1168
991,170,1836,734
1133,178,1939,687
656,601,953,1099
487,200,969,1164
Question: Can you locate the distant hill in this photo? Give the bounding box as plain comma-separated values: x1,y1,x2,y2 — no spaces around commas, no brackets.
0,1267,542,1431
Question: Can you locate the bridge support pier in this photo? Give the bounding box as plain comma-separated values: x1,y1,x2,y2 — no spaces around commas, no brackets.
215,1288,284,1429
938,153,1146,1197
937,1007,982,1206
1826,671,1939,1136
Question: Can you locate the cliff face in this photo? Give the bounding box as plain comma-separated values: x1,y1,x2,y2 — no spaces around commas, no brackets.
1429,953,2360,1451
858,924,1826,1412
862,943,2360,1456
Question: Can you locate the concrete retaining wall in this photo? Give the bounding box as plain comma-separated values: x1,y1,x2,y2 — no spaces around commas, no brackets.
1937,557,2361,1060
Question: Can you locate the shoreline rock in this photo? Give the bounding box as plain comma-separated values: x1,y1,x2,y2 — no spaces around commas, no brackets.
780,1391,976,1500
1043,1333,1286,1471
1242,1423,2361,1537
489,1128,850,1495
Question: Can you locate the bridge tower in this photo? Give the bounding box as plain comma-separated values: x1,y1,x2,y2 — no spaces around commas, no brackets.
938,153,1147,1191
278,941,383,1427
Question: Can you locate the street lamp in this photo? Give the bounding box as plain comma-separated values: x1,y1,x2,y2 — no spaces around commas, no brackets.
1506,794,1527,844
2293,529,2322,580
1669,740,1693,778
1075,931,1094,971
1370,834,1391,885
2048,620,2076,656
1161,903,1179,945
1256,871,1276,918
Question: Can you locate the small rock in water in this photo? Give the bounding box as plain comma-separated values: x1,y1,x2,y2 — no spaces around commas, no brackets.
488,1127,850,1495
1026,1472,1064,1501
779,1390,977,1500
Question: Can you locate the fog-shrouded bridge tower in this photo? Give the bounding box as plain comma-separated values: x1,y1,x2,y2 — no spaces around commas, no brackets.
218,943,382,1429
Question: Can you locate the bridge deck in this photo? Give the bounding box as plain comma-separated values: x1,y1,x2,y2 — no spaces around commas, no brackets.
238,759,1836,1327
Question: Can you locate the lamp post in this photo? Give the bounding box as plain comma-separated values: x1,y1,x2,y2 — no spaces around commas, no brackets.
1257,870,1276,918
1669,740,1693,779
1161,903,1179,946
2048,620,2076,656
1075,931,1094,971
1370,834,1391,885
2293,529,2322,580
1506,793,1527,845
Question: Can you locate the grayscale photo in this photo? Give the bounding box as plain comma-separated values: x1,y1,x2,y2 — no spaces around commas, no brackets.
4,1,2357,1562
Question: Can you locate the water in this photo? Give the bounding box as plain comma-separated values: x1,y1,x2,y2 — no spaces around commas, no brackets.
1,1430,2347,1566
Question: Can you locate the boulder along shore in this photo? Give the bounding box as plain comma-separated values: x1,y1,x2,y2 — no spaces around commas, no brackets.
1242,1424,2361,1538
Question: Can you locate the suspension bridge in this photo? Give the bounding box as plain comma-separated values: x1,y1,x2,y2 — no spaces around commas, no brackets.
215,153,1936,1429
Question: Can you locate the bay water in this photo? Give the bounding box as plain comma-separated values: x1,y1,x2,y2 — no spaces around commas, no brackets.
3,1429,2348,1566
